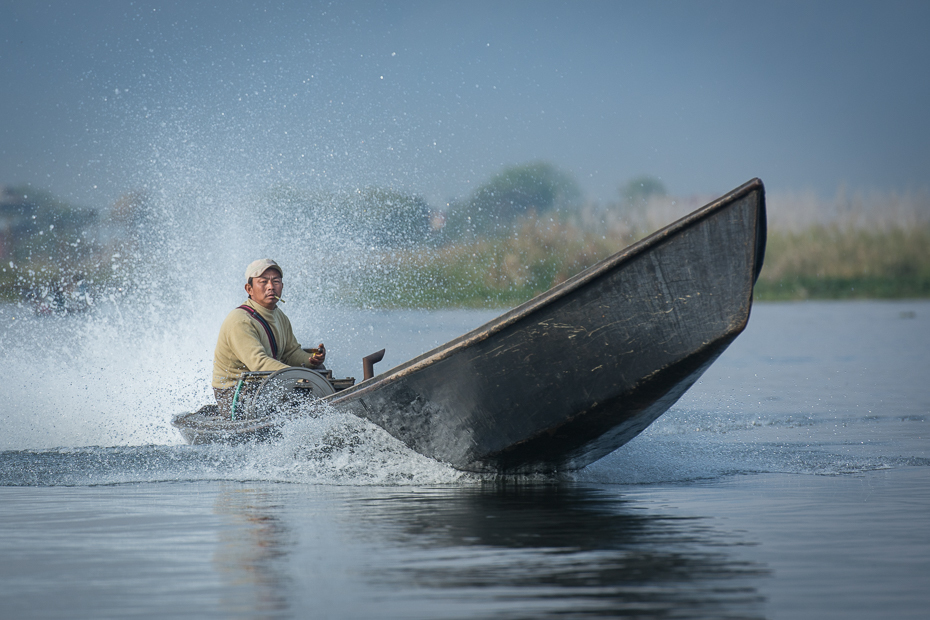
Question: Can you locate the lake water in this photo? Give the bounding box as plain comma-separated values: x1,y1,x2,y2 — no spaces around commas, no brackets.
1,300,928,619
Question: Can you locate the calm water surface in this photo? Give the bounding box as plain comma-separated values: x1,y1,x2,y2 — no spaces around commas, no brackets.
1,300,928,619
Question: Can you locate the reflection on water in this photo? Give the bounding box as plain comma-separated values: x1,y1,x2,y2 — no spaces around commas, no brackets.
204,482,767,619
345,484,767,619
213,488,293,617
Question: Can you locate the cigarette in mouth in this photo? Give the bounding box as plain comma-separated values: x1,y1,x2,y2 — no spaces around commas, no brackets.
274,295,285,303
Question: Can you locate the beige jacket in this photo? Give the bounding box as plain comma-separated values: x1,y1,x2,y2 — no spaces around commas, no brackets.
212,298,313,389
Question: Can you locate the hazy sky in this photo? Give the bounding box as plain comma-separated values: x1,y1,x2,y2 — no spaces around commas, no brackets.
2,0,929,210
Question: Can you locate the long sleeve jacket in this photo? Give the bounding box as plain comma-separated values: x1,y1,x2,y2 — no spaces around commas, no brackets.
212,298,312,389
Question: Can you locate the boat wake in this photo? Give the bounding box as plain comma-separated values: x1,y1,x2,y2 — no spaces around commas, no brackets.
0,404,468,487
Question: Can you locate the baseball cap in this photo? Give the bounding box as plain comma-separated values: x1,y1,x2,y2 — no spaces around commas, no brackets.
244,258,283,280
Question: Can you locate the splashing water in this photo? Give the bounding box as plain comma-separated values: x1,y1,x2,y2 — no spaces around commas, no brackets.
0,284,486,486
0,166,499,485
0,145,455,477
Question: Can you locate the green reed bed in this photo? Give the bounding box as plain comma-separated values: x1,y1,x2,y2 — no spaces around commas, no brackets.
352,220,930,308
755,225,930,300
348,219,621,308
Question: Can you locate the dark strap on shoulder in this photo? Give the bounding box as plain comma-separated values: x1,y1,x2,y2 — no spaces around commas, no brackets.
238,304,279,359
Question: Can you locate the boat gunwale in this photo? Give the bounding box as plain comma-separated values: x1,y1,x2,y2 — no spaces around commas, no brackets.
327,177,765,405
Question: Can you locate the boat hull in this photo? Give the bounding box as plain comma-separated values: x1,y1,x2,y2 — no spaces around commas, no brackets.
173,405,281,445
328,179,766,473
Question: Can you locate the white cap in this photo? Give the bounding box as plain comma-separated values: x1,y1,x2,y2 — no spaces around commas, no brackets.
244,258,282,280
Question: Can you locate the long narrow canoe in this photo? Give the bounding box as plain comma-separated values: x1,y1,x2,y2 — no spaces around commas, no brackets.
327,178,766,472
174,179,766,473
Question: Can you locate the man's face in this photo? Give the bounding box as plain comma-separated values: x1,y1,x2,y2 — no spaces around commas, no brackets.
246,267,283,309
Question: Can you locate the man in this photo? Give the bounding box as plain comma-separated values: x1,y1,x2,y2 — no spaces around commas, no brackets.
212,258,326,416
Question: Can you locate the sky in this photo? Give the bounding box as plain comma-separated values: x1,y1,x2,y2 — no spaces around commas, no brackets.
2,0,929,211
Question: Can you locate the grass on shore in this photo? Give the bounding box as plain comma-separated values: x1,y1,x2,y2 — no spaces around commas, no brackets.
344,219,622,308
348,218,930,308
755,225,930,300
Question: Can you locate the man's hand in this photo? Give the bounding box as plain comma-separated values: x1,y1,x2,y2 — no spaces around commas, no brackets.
308,343,326,367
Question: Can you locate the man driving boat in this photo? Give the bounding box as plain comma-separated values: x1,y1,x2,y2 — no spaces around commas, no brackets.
212,258,326,416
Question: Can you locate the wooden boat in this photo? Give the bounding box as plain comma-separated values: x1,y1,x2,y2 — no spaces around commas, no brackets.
173,178,767,473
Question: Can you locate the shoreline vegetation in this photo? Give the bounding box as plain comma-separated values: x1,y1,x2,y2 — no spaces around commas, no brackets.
346,183,930,308
349,220,930,309
2,167,928,309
